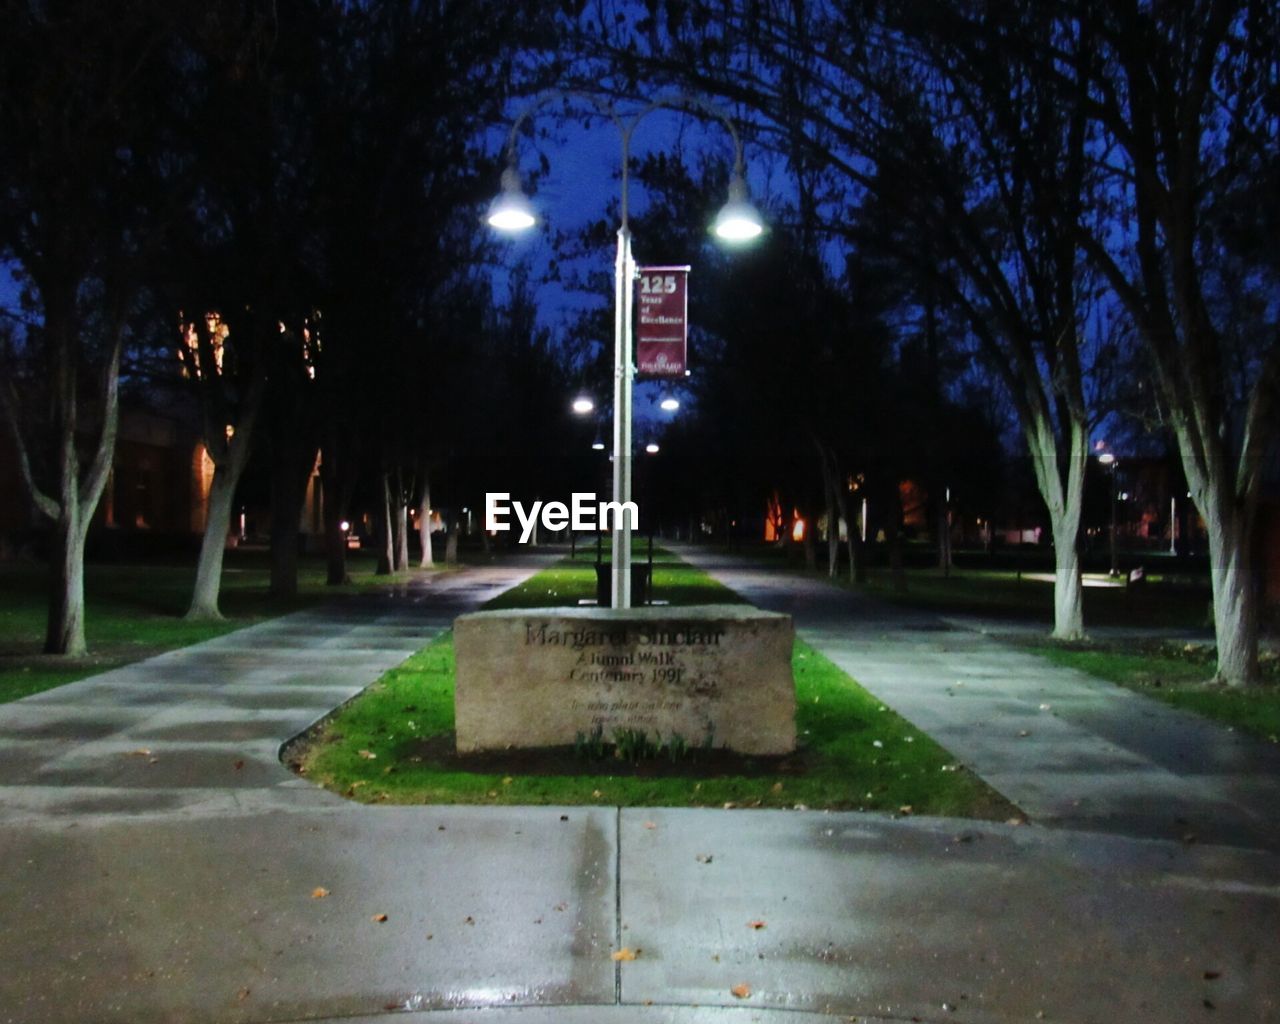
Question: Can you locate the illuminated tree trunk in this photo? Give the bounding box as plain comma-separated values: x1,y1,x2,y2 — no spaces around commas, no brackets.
46,510,88,656
187,372,263,620
186,469,236,620
418,473,433,568
1025,411,1087,641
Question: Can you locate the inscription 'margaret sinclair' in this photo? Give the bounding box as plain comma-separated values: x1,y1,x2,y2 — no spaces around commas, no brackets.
525,623,725,649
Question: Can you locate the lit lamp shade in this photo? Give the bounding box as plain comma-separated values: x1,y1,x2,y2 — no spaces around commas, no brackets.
713,173,764,242
487,167,536,232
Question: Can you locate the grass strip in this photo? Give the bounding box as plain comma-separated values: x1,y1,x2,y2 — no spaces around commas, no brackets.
1031,641,1280,744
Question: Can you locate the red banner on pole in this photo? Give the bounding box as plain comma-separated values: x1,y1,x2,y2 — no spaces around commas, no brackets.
636,265,689,378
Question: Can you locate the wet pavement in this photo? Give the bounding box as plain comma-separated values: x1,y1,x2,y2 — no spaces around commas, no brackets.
676,546,1280,852
1,549,1278,1023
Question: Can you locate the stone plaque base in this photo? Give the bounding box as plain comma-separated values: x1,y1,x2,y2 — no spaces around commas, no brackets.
453,605,796,755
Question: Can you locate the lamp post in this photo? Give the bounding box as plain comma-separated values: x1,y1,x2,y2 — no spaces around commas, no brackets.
1098,450,1119,577
488,91,763,608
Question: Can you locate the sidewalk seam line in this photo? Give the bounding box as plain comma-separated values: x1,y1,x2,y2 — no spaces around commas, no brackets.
614,804,622,1004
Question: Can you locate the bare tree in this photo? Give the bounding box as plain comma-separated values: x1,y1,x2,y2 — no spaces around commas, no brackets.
0,1,180,653
1062,0,1280,684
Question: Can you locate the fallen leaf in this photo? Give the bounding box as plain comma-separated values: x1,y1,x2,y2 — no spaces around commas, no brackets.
747,920,766,930
147,757,160,765
1006,816,1026,827
233,760,245,770
554,902,568,912
358,750,377,760
899,805,914,816
770,782,783,793
695,854,714,864
612,947,639,961
731,983,752,999
310,887,329,899
235,987,251,1002
1017,730,1031,738
371,913,388,922
643,821,657,830
124,749,152,758
464,915,475,925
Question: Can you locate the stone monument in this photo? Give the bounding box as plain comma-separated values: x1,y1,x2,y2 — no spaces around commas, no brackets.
453,604,795,755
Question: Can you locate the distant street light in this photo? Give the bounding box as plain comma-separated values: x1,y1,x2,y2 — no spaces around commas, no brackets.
571,396,595,415
490,90,763,607
659,396,680,412
645,442,660,454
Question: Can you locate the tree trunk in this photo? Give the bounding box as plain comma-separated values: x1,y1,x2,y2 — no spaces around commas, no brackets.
1025,409,1087,641
1050,516,1084,641
186,468,237,620
393,466,409,572
936,495,952,577
1206,525,1259,686
1197,478,1260,686
4,283,124,656
418,473,433,568
269,447,314,600
375,471,394,575
826,494,839,579
445,515,459,566
45,511,88,656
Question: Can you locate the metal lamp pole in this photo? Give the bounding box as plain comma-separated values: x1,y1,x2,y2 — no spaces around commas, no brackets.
489,91,760,609
1109,461,1119,577
611,222,635,608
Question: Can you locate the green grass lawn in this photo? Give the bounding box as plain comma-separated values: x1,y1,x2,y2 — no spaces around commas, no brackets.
486,547,743,609
1030,641,1280,744
295,555,1015,818
860,566,1215,631
734,541,1215,630
0,550,445,704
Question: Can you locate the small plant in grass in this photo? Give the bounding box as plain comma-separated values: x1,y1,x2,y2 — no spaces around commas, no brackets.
613,727,658,762
574,724,606,760
700,722,716,753
666,732,688,763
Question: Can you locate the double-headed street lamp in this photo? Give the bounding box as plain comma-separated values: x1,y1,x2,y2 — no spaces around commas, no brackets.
488,91,764,608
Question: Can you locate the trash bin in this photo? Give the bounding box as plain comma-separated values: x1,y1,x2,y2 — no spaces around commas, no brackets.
594,563,651,607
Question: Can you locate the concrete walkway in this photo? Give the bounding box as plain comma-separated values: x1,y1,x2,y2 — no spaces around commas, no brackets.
1,551,1278,1024
675,546,1280,851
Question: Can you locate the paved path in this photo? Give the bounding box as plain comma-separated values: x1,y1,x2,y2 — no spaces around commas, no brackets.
1,550,1278,1024
0,560,552,825
675,546,1280,851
